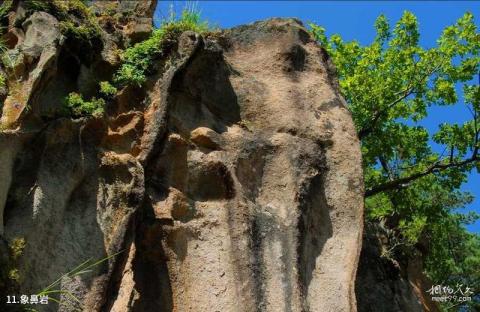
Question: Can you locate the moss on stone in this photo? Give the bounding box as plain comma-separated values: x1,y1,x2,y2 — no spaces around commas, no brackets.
24,0,102,46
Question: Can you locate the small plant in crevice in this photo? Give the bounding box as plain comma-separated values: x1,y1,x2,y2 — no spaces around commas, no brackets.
9,237,26,259
64,92,105,118
0,17,8,55
23,0,50,13
0,73,6,89
0,0,12,28
59,21,101,46
0,50,23,78
0,36,7,54
24,0,91,21
0,237,26,290
114,6,210,87
24,0,102,48
99,81,117,98
0,239,23,312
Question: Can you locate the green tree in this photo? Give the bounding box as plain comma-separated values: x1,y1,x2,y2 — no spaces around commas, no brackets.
310,11,480,310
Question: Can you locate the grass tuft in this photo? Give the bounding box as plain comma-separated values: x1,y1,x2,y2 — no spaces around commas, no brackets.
32,250,124,311
114,5,209,87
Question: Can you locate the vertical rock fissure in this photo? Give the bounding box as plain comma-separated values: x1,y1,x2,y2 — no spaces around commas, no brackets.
251,213,267,312
296,149,332,312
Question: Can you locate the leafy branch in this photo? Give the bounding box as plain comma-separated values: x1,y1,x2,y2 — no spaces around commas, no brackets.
365,150,479,197
358,64,442,140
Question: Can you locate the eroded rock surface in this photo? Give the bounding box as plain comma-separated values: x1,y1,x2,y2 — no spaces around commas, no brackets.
0,3,364,312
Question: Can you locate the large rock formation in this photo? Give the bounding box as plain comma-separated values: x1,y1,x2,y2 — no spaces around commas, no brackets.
0,1,364,311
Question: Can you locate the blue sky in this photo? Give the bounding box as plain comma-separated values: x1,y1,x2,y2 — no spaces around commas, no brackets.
154,1,480,232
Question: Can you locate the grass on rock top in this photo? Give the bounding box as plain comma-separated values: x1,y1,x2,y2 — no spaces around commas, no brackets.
114,8,210,87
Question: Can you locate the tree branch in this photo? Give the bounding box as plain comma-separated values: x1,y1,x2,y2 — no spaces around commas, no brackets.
365,153,479,197
358,65,441,140
358,87,413,139
367,106,480,197
364,68,478,197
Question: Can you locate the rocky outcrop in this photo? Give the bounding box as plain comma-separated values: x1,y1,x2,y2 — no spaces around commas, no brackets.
0,2,364,312
0,10,62,129
355,224,439,312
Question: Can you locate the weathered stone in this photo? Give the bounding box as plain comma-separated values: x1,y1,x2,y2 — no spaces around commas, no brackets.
152,187,191,221
0,5,365,312
0,11,62,130
92,0,157,46
4,27,24,49
123,18,153,44
21,12,61,59
0,134,24,236
190,126,223,150
178,31,202,57
136,18,364,312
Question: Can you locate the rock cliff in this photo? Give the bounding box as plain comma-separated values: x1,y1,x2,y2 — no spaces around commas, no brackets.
0,1,364,311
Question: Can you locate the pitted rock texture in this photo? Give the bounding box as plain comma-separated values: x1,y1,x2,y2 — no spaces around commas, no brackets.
0,5,364,312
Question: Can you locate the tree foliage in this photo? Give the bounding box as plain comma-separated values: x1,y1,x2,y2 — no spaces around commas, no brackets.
310,11,480,310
